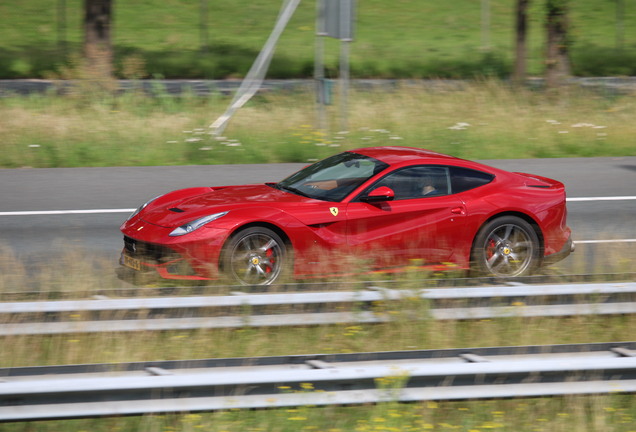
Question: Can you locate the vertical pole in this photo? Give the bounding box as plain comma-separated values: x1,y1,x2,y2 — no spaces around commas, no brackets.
200,0,209,52
315,0,326,131
339,40,349,132
481,0,490,50
339,0,352,132
616,0,625,49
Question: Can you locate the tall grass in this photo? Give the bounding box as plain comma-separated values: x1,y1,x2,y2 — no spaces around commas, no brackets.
1,241,634,367
1,81,635,169
1,395,634,432
1,241,635,430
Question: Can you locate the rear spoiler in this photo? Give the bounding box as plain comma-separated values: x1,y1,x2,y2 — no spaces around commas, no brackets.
514,172,564,189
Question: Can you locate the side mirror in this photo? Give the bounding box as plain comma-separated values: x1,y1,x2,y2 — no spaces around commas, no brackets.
361,186,395,203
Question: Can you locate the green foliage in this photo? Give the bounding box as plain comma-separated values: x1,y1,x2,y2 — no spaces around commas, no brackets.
573,44,636,76
1,0,636,79
546,0,570,15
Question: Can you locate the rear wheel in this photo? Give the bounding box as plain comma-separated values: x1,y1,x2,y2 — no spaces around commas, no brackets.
471,216,541,277
222,227,288,285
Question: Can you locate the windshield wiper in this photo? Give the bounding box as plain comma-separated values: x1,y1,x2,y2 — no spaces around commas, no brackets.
276,184,312,198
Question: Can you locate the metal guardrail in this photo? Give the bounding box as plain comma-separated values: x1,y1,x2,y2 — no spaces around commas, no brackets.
3,78,636,97
1,342,635,421
1,282,635,336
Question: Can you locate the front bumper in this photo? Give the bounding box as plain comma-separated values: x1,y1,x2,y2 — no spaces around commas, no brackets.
119,217,230,281
119,248,212,282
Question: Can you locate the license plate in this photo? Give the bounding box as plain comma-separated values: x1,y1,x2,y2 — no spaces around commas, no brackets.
122,254,142,271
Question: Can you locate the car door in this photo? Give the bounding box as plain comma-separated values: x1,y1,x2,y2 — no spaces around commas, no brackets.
344,166,467,269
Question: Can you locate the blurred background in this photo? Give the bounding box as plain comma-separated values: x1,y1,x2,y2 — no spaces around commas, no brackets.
1,0,636,80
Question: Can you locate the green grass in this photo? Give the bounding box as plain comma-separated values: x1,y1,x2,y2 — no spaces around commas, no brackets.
2,396,635,432
1,81,635,168
2,0,636,79
1,240,635,430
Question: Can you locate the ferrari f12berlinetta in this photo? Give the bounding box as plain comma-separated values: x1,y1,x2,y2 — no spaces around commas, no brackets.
120,146,573,285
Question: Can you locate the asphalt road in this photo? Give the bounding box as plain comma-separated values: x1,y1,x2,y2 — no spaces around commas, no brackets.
1,157,634,283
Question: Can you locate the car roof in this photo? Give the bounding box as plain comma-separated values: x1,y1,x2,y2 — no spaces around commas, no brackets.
349,146,462,165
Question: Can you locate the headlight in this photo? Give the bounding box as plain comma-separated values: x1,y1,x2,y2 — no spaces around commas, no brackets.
169,211,229,237
126,196,160,221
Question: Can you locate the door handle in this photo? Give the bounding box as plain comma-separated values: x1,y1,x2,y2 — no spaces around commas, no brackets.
451,207,465,215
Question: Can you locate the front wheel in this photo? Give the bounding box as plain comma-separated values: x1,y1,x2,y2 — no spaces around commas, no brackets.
471,216,541,278
221,227,288,285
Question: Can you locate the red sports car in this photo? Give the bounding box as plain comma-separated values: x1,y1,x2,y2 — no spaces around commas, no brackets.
119,146,573,285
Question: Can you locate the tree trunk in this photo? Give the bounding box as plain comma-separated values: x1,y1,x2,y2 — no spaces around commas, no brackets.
545,0,570,89
512,0,529,85
84,0,113,79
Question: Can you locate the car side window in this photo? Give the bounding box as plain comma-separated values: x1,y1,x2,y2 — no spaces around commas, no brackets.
449,167,494,193
373,166,451,200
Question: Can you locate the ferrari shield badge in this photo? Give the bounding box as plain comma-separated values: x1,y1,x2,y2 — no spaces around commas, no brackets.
330,207,339,217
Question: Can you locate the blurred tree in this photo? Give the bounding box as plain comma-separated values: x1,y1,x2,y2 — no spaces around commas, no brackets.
84,0,113,79
512,0,529,85
545,0,571,88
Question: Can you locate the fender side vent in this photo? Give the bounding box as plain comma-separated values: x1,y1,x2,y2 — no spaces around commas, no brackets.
168,207,185,212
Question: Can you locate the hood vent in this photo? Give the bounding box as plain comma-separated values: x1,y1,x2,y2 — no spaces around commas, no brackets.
168,207,185,213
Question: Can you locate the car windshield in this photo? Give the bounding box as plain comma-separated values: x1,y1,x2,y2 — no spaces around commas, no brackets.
276,152,389,202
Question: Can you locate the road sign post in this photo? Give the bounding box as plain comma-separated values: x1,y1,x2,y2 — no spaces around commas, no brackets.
315,0,355,132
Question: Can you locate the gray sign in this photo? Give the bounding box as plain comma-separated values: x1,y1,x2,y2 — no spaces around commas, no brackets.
320,0,355,41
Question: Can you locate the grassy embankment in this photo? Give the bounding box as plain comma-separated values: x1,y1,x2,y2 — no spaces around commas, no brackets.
1,81,635,169
2,0,636,79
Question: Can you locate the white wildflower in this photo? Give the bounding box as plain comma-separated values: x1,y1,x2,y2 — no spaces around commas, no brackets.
448,122,470,130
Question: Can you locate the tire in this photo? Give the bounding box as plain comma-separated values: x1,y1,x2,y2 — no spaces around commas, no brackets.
221,226,288,285
471,216,541,278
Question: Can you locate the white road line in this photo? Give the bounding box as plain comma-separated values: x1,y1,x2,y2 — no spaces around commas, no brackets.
0,209,135,216
574,239,636,244
567,196,636,202
0,196,634,216
1,208,634,244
